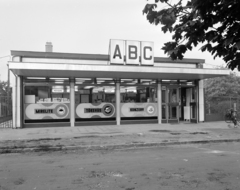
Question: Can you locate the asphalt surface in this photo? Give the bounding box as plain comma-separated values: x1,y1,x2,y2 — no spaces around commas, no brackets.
0,121,240,153
1,142,240,190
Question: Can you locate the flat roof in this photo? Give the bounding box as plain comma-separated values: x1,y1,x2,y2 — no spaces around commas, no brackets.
9,50,229,80
9,61,229,80
11,50,205,64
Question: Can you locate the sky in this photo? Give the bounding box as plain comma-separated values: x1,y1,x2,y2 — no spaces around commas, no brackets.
0,0,227,85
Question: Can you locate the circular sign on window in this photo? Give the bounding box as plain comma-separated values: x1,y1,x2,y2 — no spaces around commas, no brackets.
57,106,65,115
102,103,115,117
55,104,69,118
146,105,155,115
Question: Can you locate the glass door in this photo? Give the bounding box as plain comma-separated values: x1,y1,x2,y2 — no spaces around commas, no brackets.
168,86,179,123
161,85,180,123
190,87,198,123
161,86,168,123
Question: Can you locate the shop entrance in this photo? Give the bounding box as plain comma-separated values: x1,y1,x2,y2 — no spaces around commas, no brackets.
179,87,198,123
161,85,179,123
168,87,179,122
162,85,197,123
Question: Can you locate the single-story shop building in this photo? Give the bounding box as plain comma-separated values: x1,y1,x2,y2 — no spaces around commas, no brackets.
8,40,229,128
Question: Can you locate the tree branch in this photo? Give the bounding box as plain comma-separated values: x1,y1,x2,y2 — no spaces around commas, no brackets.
165,0,191,14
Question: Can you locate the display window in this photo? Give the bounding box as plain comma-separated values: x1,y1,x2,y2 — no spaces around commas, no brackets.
75,80,116,122
23,77,198,125
120,79,158,121
24,77,70,123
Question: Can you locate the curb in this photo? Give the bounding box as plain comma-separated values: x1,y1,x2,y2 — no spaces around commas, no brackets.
1,138,240,154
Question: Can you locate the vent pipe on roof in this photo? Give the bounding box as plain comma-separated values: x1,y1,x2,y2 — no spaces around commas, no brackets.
45,42,53,52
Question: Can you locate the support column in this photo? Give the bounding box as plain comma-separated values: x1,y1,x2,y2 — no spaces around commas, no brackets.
198,80,204,122
157,81,162,124
115,80,120,125
70,79,75,127
16,76,23,128
12,75,17,128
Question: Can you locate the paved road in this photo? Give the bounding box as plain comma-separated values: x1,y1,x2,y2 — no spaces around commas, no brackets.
1,142,240,190
2,122,240,154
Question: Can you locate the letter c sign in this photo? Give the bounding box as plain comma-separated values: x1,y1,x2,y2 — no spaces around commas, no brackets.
141,41,154,66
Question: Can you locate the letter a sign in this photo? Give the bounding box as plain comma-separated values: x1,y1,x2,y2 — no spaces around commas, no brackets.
110,40,124,64
109,39,154,66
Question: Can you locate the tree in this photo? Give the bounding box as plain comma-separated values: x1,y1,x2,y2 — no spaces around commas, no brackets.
204,72,240,115
0,80,8,96
204,72,240,98
143,0,240,70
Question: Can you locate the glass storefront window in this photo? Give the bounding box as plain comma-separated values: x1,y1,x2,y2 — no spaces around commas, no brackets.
24,84,70,123
75,85,116,121
92,86,115,103
75,86,115,104
23,77,70,123
169,89,177,103
121,86,138,103
120,85,158,120
191,104,196,119
24,85,70,104
192,87,196,102
162,105,166,119
169,106,177,119
120,86,157,103
24,77,199,124
162,89,166,103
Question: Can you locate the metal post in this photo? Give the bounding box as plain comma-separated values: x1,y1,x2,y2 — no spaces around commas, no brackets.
7,64,10,115
115,80,120,125
16,76,22,128
157,81,162,124
70,78,75,127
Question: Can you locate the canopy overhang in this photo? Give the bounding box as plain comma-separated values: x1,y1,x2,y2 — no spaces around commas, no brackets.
9,62,229,80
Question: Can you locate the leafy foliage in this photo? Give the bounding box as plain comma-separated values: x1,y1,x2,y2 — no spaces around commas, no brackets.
204,72,240,114
205,72,240,98
0,81,8,95
143,0,240,70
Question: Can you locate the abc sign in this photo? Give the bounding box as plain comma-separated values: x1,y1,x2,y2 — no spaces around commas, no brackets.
110,40,154,66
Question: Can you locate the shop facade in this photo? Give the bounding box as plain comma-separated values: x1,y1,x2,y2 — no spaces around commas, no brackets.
9,40,229,128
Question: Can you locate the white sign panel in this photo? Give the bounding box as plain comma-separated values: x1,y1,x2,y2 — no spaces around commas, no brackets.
109,39,154,66
125,41,140,65
110,40,124,64
141,41,154,65
52,89,64,93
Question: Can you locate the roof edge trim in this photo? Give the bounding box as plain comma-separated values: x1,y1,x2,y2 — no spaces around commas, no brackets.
11,50,205,63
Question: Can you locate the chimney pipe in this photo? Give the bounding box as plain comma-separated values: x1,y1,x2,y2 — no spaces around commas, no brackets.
45,42,53,52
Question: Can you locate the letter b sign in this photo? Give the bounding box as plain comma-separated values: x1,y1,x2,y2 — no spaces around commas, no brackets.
126,41,140,65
